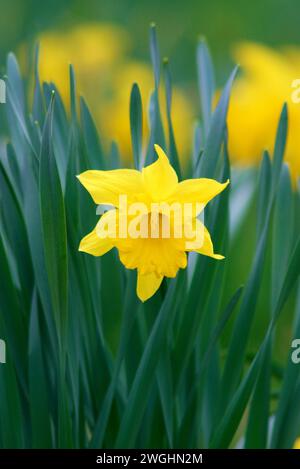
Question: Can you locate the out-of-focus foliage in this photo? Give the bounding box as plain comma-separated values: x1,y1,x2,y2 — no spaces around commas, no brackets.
20,23,194,163
228,42,300,183
3,0,300,79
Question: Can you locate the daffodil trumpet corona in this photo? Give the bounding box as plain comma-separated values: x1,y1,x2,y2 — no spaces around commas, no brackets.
78,145,229,301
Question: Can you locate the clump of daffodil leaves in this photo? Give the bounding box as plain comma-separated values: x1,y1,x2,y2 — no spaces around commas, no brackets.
78,144,229,301
1,23,300,451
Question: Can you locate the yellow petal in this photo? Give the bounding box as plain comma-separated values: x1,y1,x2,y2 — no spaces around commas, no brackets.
79,229,114,257
142,144,178,201
137,270,163,302
77,169,144,206
186,220,224,260
169,178,229,212
117,235,187,278
79,210,117,256
96,209,119,239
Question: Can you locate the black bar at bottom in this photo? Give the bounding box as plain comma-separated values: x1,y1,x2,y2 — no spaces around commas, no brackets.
0,449,299,466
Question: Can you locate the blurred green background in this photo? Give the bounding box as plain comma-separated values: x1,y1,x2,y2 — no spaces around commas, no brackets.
1,0,300,81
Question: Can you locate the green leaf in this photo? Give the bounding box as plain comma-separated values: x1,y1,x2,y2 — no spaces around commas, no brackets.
0,232,27,393
115,275,184,448
149,23,160,90
80,96,105,169
178,286,243,446
272,103,288,195
210,235,300,448
218,214,269,412
32,43,45,125
7,52,25,112
39,93,68,349
256,151,271,239
130,83,143,170
196,39,215,136
69,64,77,123
156,344,173,446
174,153,230,390
6,53,38,161
199,66,238,178
90,271,139,448
245,340,271,448
145,24,165,165
109,140,121,169
271,164,293,306
0,159,34,310
0,358,24,448
23,159,58,359
28,290,52,448
163,58,181,179
271,284,300,448
43,83,69,188
218,141,278,412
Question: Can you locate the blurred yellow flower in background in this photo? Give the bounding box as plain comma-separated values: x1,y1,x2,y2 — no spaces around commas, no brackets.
294,437,300,448
37,23,130,104
31,23,194,165
228,42,300,183
99,61,193,162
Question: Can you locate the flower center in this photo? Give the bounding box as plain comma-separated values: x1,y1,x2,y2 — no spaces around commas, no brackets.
143,211,171,239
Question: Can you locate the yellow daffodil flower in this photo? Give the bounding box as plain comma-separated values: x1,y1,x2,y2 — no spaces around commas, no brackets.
228,42,300,183
36,23,130,102
78,144,229,301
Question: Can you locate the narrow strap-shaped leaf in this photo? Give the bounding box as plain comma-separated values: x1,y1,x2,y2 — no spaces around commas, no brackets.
244,340,271,448
69,64,77,123
130,83,143,170
80,96,105,169
219,111,288,411
0,159,34,310
109,140,121,169
272,103,288,196
271,164,293,307
28,290,52,448
32,43,45,125
178,286,243,443
192,123,203,177
115,275,183,448
196,39,215,137
149,23,160,90
0,232,27,393
90,271,138,448
23,159,58,359
156,343,173,446
199,66,238,179
271,283,300,448
39,93,68,350
163,58,181,179
0,348,24,448
43,83,69,189
145,24,165,165
210,235,300,448
256,151,271,239
174,153,230,388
